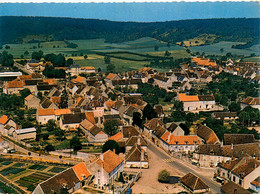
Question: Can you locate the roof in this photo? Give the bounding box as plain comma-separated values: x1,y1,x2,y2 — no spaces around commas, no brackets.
178,93,199,102
191,57,217,67
85,112,96,125
161,132,199,145
220,181,250,194
81,66,95,70
251,177,260,187
94,150,124,174
25,94,34,101
232,158,260,178
125,144,148,162
125,136,147,147
241,97,260,105
197,124,220,144
197,143,260,158
106,73,116,80
80,119,94,131
0,115,9,125
37,109,55,116
104,101,116,110
153,126,166,138
122,126,140,138
62,113,86,125
43,79,57,85
16,127,36,135
198,95,215,101
40,97,53,109
124,105,140,117
55,109,71,116
6,80,24,88
108,132,123,142
89,125,104,136
71,76,85,84
180,173,209,191
72,162,91,181
144,118,164,130
213,112,237,119
18,74,32,80
39,168,80,193
224,134,255,145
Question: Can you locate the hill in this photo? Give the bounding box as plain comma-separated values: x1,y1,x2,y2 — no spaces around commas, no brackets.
0,16,259,45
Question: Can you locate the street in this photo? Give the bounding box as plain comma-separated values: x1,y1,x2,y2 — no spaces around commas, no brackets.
147,139,221,193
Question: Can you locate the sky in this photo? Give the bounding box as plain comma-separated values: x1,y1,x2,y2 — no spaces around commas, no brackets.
0,2,259,22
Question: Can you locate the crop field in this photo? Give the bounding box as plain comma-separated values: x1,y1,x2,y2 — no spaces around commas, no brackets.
28,164,48,171
243,57,260,62
0,167,26,176
48,167,66,173
190,41,259,56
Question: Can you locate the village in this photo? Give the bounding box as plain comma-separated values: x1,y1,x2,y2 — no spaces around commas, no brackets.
0,52,258,194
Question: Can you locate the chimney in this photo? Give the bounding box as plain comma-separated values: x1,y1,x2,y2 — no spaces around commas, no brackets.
100,154,104,161
137,137,141,145
167,132,171,143
141,149,145,161
221,140,223,147
231,143,233,150
113,149,116,153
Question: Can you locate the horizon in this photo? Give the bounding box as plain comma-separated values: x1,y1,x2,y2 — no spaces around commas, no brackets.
1,2,259,22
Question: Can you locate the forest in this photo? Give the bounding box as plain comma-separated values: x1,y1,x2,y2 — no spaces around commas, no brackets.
0,16,259,45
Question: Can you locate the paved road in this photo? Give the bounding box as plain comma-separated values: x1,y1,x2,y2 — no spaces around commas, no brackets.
147,139,221,193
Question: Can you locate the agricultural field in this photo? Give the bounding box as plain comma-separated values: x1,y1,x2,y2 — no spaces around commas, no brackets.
190,41,259,56
177,34,219,47
0,161,69,192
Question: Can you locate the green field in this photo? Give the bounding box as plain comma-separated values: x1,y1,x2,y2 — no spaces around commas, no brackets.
190,41,259,56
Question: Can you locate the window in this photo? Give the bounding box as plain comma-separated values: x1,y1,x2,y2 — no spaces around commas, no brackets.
222,172,225,177
233,176,236,182
239,179,242,185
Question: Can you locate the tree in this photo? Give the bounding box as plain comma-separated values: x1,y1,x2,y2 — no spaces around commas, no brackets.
59,155,62,160
31,50,43,60
0,51,14,67
174,100,183,111
107,64,115,73
70,136,82,154
228,102,241,112
132,112,143,127
104,56,111,64
45,144,55,152
98,67,101,72
59,187,69,194
46,119,57,131
43,134,49,140
220,48,224,53
171,111,186,122
102,140,120,154
20,88,31,99
104,120,119,136
158,169,170,183
84,55,88,59
59,90,68,108
154,45,159,51
5,45,10,49
143,104,157,120
164,50,171,57
28,152,31,156
66,58,73,66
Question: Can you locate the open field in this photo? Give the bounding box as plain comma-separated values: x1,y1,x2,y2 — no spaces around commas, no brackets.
190,41,259,56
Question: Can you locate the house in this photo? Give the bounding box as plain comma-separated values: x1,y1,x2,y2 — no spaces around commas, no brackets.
33,165,85,194
154,104,164,118
193,143,260,168
80,66,96,74
125,136,147,153
123,105,142,125
212,112,238,120
3,80,24,94
180,173,210,193
13,127,36,141
36,109,56,124
223,134,255,145
177,93,215,111
220,181,250,194
80,119,108,142
196,124,220,144
25,94,41,109
167,122,185,136
40,97,58,109
143,118,164,139
153,74,173,89
240,97,260,110
60,113,86,130
160,132,200,153
250,177,260,193
217,157,260,189
87,150,124,187
72,162,92,187
0,115,17,136
125,144,149,169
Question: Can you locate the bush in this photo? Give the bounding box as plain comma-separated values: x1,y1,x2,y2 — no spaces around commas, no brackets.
158,169,170,183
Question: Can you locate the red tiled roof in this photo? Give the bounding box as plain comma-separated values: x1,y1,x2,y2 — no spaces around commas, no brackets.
161,132,199,145
6,80,24,88
25,94,34,101
37,109,55,116
108,132,123,142
94,150,123,174
178,93,199,102
0,115,8,125
72,162,91,181
85,112,96,125
106,73,116,80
